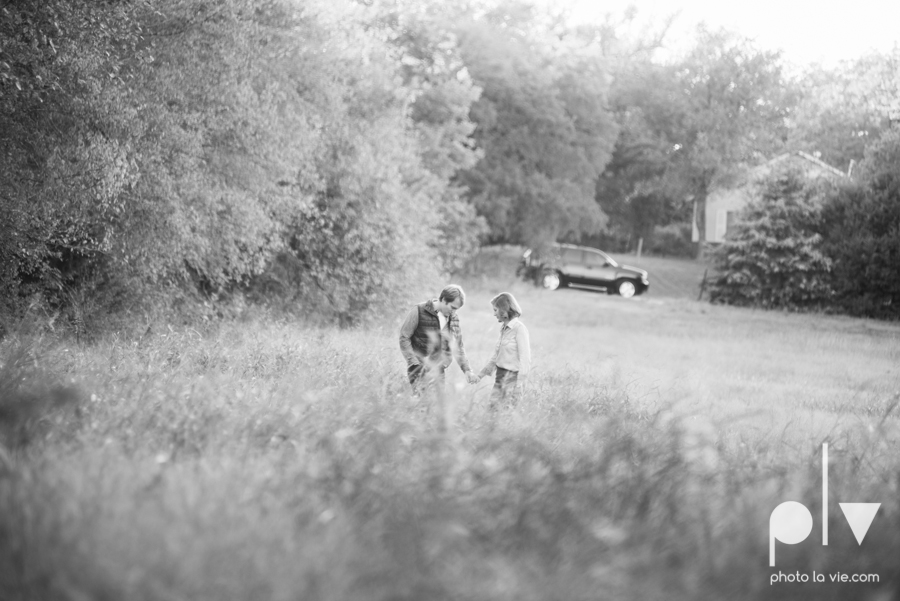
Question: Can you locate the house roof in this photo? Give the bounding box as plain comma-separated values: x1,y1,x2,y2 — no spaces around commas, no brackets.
714,151,847,191
778,150,848,179
704,151,847,243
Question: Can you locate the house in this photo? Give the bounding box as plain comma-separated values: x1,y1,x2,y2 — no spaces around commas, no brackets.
703,151,848,244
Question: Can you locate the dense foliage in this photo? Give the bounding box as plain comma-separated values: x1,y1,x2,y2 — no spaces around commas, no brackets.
454,7,618,245
1,0,489,329
708,168,834,309
597,26,793,252
3,0,900,327
709,127,900,318
1,0,144,328
819,129,900,318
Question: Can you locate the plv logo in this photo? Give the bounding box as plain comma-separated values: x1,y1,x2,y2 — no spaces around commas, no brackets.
769,444,880,566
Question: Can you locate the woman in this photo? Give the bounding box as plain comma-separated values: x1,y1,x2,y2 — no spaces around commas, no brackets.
477,292,531,408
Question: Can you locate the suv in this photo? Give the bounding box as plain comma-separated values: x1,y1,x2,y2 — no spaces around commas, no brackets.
521,243,650,298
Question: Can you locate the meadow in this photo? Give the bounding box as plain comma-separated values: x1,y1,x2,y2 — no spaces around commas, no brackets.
1,248,898,601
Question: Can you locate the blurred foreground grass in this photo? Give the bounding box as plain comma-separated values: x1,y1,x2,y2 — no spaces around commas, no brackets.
1,278,899,600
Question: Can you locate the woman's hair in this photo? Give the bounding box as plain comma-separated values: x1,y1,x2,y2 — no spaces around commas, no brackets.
439,284,466,306
491,292,521,320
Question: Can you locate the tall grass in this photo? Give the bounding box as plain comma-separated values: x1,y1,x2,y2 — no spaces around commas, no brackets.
1,286,899,599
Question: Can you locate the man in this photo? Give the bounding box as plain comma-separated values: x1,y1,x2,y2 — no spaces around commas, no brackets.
399,284,478,394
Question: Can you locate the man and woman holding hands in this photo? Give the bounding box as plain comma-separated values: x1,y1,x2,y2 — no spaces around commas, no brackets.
398,284,531,407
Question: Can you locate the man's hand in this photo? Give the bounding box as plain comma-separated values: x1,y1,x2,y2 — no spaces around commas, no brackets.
466,371,479,384
407,363,424,385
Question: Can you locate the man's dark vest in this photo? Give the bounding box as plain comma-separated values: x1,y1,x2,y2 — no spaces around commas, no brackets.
410,302,447,362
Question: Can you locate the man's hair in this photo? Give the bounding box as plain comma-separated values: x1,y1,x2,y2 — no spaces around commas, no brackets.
491,292,521,320
439,284,466,306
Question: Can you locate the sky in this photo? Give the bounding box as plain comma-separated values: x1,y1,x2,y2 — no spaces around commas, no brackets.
556,0,900,68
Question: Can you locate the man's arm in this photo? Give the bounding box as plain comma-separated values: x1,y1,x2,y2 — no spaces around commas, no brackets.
399,306,420,366
449,313,473,375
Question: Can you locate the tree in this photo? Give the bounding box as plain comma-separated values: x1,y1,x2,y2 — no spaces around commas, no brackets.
2,0,476,328
708,167,834,309
678,27,794,243
598,60,689,249
819,127,900,318
0,0,143,324
594,26,794,254
786,52,900,174
453,4,619,247
368,0,488,276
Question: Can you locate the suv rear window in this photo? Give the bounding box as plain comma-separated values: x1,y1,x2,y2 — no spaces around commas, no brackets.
561,248,582,263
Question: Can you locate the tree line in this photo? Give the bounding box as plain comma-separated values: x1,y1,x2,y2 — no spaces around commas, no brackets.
708,129,900,319
2,0,899,330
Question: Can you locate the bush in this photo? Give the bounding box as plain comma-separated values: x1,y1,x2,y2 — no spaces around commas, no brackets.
708,167,835,309
649,222,695,258
819,130,900,319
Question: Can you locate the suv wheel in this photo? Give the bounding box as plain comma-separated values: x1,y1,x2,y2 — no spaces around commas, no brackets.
541,271,562,291
616,279,636,298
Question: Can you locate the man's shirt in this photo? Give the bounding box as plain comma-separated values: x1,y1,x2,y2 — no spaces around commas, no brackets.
480,317,531,377
399,300,471,373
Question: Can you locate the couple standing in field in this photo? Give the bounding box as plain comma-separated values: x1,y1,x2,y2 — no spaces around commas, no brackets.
398,284,531,407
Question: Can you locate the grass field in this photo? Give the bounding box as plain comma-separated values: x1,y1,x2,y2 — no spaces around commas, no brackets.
1,247,899,600
607,252,712,300
464,246,900,458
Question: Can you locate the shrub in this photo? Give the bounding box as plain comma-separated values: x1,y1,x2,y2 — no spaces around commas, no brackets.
819,130,900,319
708,167,835,309
649,222,695,258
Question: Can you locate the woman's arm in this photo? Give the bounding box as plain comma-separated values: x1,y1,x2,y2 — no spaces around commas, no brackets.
516,323,531,377
479,337,501,379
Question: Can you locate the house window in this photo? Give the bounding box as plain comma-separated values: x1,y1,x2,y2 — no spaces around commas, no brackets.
715,210,727,241
725,211,739,237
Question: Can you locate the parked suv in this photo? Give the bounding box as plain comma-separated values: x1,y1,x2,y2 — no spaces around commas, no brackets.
521,243,650,298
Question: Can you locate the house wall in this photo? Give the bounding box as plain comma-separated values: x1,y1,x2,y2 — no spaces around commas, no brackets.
705,187,753,243
703,152,847,243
